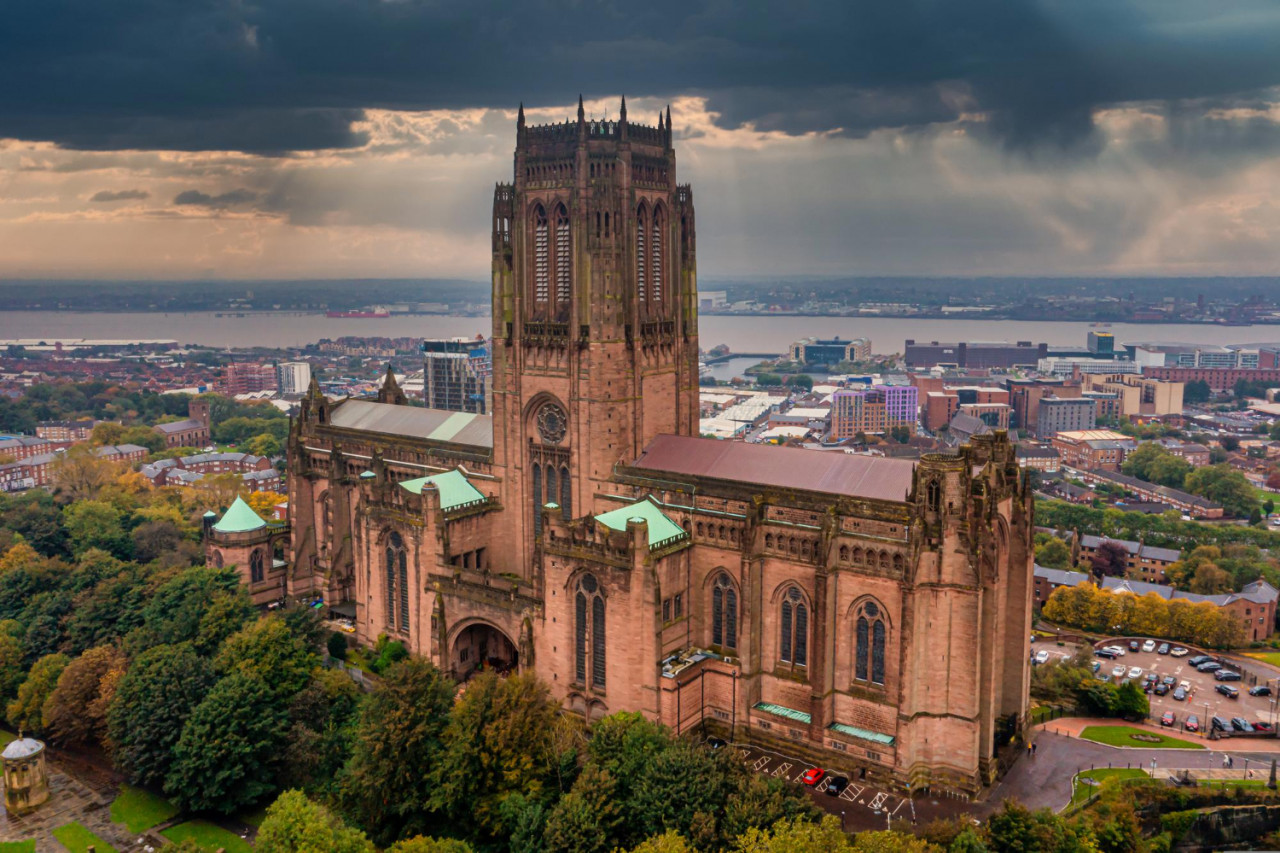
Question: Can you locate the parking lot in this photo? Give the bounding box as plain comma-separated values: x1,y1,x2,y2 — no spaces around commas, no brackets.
1091,641,1278,735
733,743,971,831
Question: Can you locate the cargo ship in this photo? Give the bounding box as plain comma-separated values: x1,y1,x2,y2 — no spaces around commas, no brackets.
326,307,390,318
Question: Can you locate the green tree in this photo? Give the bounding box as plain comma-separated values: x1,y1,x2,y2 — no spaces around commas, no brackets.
1185,465,1257,518
279,668,364,795
62,500,132,559
340,658,455,844
1183,380,1211,404
256,789,375,853
108,642,216,788
543,768,620,853
1113,681,1150,721
166,672,289,813
0,620,24,705
132,565,254,654
1034,536,1072,570
6,652,68,733
431,671,564,844
785,374,814,391
248,433,283,458
216,616,318,699
388,838,476,853
755,373,783,387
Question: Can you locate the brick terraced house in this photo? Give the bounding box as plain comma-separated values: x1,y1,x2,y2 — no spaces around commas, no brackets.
237,101,1034,795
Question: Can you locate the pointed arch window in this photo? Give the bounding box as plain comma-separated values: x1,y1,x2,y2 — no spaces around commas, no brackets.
636,204,647,302
854,600,886,686
560,465,571,517
780,586,807,666
650,205,663,301
712,573,737,650
575,573,605,689
385,532,408,634
533,206,549,303
545,466,558,513
531,463,542,537
249,550,264,584
554,206,571,305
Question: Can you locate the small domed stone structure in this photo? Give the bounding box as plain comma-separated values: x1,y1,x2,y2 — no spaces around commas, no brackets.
3,736,49,814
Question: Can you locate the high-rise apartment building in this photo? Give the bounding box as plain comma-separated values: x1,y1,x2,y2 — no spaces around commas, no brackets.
830,385,918,438
422,338,492,414
221,362,277,395
1036,397,1096,438
276,361,312,396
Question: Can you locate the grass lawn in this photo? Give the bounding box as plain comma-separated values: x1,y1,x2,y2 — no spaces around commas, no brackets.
1198,778,1271,789
1072,768,1148,803
1079,725,1205,749
1243,651,1280,667
109,785,179,833
52,821,118,853
162,820,253,853
0,842,35,852
0,730,15,747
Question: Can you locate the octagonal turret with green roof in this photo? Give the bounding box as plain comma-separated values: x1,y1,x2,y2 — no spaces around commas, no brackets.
212,496,267,534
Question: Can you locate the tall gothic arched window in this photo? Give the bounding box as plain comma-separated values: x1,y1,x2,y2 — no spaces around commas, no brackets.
854,600,886,685
780,586,808,667
554,205,571,305
545,466,557,513
575,573,606,689
712,572,737,650
533,206,549,304
385,532,407,633
560,465,571,517
650,205,663,302
249,550,263,583
531,463,542,537
635,204,647,302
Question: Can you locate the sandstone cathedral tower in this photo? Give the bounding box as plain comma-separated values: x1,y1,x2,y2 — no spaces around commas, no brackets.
269,98,1034,795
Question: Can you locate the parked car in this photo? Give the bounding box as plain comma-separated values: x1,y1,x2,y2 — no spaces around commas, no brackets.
1145,672,1158,683
1154,683,1170,696
1171,647,1189,657
1097,672,1111,682
1216,684,1240,699
1179,680,1192,692
1142,640,1156,653
1112,664,1127,678
1212,716,1231,732
1254,721,1273,732
1250,685,1272,697
1162,675,1177,685
1127,666,1143,680
801,768,825,786
1157,643,1170,655
1185,715,1200,733
1095,648,1118,659
1106,645,1127,656
1214,670,1241,682
1034,650,1050,665
1232,718,1254,733
1197,661,1222,673
826,776,849,796
1143,680,1155,693
1091,660,1102,673
1161,711,1176,727
1188,655,1212,666
1129,640,1141,651
1173,687,1187,701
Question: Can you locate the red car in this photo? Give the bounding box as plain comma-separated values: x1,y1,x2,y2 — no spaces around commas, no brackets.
1185,715,1200,733
801,768,825,786
1160,711,1176,727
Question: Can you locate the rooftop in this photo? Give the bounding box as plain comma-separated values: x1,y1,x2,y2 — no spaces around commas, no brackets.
399,469,487,511
594,497,687,549
212,496,267,534
328,400,493,448
632,434,915,502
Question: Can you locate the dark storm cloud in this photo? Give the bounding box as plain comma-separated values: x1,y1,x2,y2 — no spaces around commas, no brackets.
90,189,149,202
173,188,259,207
3,1,1280,153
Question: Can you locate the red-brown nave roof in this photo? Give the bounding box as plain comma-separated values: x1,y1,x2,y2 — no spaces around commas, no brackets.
633,435,916,502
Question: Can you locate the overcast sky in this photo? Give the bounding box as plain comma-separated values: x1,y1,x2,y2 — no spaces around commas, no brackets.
3,1,1280,280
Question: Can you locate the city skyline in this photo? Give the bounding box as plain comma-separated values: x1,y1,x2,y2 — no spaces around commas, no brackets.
2,3,1280,280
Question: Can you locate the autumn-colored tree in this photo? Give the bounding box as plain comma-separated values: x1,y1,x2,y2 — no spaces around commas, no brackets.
7,652,69,733
185,472,251,514
42,645,127,747
49,443,127,502
246,490,287,519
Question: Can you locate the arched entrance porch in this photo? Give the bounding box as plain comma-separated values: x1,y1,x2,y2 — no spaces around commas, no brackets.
450,621,519,680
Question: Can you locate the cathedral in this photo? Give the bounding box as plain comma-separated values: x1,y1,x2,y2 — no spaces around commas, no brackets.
212,98,1035,794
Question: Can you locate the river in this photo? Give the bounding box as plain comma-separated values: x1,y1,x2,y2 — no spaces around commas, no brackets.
0,311,1277,354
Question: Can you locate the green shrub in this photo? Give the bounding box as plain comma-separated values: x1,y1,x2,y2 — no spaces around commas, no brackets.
327,632,348,661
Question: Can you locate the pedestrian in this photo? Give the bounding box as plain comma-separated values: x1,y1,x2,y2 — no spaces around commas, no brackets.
1027,744,1032,757
1223,755,1229,768
1032,742,1038,756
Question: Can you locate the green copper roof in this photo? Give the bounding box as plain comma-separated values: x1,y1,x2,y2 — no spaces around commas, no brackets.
359,470,376,478
594,498,687,549
753,702,812,725
399,469,486,511
212,496,267,534
828,722,896,746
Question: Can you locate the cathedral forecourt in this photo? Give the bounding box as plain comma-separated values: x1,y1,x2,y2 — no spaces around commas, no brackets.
224,96,1034,795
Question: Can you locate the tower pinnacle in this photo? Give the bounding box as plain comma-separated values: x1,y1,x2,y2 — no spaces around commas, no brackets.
577,95,585,123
